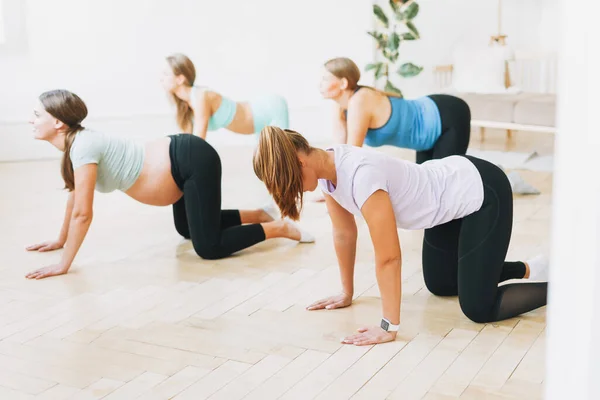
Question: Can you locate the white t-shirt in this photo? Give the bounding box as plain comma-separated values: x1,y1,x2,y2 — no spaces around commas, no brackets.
318,145,484,230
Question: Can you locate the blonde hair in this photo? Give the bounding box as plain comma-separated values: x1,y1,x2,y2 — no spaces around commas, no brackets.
166,53,196,133
39,90,88,191
324,56,401,100
253,126,314,220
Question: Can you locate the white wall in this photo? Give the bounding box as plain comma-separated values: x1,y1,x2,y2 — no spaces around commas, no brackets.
0,1,5,44
374,0,559,97
0,0,373,160
546,0,600,398
1,0,375,119
0,0,560,161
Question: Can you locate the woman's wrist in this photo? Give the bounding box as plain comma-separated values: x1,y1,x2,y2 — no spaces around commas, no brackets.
57,259,72,272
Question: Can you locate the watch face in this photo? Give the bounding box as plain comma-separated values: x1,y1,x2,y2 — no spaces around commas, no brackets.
380,319,389,331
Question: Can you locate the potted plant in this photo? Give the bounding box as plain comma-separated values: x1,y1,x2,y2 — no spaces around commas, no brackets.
367,0,423,97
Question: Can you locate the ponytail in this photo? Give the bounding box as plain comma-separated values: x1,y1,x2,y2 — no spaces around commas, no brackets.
253,126,313,220
173,94,194,133
61,125,84,191
166,53,197,133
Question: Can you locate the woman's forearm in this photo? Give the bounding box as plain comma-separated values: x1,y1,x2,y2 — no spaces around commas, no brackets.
59,213,93,270
193,126,207,140
333,228,358,295
333,128,348,145
376,257,402,325
58,192,75,243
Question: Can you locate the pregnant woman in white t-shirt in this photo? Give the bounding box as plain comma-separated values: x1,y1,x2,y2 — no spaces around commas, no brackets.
253,126,549,346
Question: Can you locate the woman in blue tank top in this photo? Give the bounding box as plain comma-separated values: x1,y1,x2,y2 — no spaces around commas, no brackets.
161,53,289,140
319,57,471,164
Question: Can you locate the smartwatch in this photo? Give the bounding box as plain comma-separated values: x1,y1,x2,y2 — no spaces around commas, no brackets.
380,318,400,332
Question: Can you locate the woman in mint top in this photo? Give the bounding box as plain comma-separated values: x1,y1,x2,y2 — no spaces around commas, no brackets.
161,53,289,140
25,90,313,280
319,57,471,164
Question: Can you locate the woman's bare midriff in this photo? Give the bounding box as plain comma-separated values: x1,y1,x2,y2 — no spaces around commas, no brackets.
125,137,183,206
195,90,254,134
199,90,255,134
226,102,255,134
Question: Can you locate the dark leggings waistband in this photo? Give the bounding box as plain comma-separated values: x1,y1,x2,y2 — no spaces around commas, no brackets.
168,133,221,191
168,134,185,191
462,155,512,197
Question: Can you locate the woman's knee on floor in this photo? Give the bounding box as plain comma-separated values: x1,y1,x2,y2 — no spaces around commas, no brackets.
458,296,494,323
423,274,458,296
191,240,229,260
174,219,190,239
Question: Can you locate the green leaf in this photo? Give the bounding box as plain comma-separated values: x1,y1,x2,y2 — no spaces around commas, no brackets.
373,5,389,28
365,62,383,72
397,62,423,77
399,32,417,40
374,64,387,80
403,2,419,20
384,80,403,97
367,31,387,49
389,0,400,14
406,21,420,38
387,32,400,51
366,62,386,80
382,48,394,63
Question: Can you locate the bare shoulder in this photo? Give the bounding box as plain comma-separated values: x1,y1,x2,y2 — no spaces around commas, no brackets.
348,87,379,110
190,87,208,101
190,87,220,110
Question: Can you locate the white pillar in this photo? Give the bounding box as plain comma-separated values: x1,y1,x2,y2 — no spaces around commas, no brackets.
546,1,600,399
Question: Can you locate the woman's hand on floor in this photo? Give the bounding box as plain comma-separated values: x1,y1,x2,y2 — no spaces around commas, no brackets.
25,264,69,280
26,240,64,252
341,326,397,346
306,292,353,310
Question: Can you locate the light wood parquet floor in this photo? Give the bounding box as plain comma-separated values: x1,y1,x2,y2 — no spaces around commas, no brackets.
0,129,553,399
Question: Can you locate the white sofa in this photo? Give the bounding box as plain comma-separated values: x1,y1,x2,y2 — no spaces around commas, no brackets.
434,49,557,139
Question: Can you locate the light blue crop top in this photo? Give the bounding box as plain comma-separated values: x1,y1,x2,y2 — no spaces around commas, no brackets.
69,129,144,193
190,86,237,131
347,88,442,151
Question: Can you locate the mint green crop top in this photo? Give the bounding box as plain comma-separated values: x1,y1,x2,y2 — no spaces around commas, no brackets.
69,129,145,193
190,86,237,131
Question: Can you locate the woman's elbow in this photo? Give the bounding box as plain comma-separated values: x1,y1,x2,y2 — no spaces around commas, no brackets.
72,210,93,224
333,229,357,243
376,255,402,269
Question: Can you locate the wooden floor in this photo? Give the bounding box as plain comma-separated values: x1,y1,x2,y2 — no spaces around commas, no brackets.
0,129,552,399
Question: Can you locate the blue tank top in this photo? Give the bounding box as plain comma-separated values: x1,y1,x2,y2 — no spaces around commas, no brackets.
349,89,442,151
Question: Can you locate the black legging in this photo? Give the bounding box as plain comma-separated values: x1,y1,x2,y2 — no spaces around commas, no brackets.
416,94,471,164
169,134,266,259
421,156,547,323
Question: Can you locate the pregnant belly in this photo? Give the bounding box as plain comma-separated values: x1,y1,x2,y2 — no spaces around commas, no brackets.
125,137,183,206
